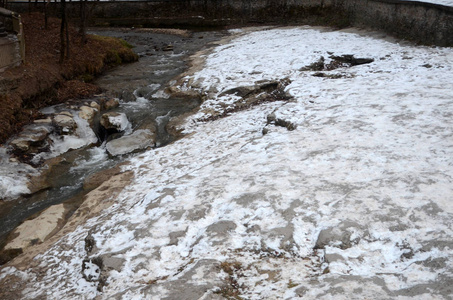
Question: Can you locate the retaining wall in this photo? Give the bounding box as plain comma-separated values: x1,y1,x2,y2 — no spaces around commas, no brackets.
0,7,24,71
339,0,453,46
8,0,453,46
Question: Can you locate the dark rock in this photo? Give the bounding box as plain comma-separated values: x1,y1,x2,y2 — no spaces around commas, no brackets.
105,129,156,156
82,256,103,282
104,98,120,110
300,56,325,71
54,113,77,134
85,233,96,254
100,112,130,132
329,54,374,66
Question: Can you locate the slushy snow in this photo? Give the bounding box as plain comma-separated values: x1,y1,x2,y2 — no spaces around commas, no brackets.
2,26,453,299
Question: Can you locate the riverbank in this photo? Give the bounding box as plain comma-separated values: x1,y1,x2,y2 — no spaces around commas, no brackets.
0,25,226,265
0,25,452,299
0,13,138,144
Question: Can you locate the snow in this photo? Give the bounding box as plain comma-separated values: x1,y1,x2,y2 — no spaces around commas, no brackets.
403,0,453,6
2,26,453,299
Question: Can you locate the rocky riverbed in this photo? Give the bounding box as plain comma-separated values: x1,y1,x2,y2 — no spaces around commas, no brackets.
0,27,226,263
1,26,453,299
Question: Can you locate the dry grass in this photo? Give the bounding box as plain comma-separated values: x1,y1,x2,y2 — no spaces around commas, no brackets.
0,12,138,144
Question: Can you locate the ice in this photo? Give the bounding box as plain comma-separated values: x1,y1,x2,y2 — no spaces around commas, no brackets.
0,147,35,199
49,113,98,157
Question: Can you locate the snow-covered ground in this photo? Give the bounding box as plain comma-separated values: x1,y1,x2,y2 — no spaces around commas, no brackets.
1,26,453,299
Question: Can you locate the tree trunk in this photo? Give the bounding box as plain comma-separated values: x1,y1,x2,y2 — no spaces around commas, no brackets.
79,0,87,44
60,0,67,63
44,1,48,30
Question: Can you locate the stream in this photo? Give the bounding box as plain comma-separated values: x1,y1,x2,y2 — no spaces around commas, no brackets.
0,28,226,252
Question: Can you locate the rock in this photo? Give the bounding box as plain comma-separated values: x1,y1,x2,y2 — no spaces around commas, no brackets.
329,54,374,66
79,106,97,124
82,256,103,282
54,113,77,133
106,129,156,156
314,222,363,250
26,156,63,194
165,86,201,99
104,98,120,110
59,111,73,117
4,204,67,251
100,112,130,132
33,117,52,125
9,138,31,152
90,101,101,111
9,126,51,152
219,85,257,98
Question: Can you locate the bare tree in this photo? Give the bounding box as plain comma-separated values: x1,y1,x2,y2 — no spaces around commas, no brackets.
44,0,50,29
60,0,69,63
79,0,88,44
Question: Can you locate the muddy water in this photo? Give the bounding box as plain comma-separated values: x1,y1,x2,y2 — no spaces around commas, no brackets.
0,28,226,249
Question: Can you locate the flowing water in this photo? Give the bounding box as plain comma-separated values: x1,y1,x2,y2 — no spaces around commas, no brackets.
0,28,226,249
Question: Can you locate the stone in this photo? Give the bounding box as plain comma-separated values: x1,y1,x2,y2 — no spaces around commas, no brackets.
54,114,77,133
90,101,101,111
9,138,31,152
33,118,52,125
9,126,51,152
26,156,63,194
4,204,66,251
59,111,73,117
100,112,130,132
104,98,120,110
79,106,97,124
165,86,201,99
106,129,156,156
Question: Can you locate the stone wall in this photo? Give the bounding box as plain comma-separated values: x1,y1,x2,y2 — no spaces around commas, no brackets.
8,0,453,46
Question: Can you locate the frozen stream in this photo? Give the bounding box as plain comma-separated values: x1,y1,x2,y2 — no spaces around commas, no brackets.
0,28,226,249
0,26,452,299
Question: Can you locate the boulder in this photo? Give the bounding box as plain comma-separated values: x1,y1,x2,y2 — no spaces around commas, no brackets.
104,98,120,110
106,129,156,156
79,106,97,124
90,101,101,111
54,113,77,134
9,126,51,152
100,112,130,132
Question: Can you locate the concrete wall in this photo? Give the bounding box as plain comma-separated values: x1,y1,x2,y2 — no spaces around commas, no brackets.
8,0,453,46
339,0,453,46
0,37,21,71
0,9,24,71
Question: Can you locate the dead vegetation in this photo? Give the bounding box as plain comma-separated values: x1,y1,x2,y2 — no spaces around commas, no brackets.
0,13,138,144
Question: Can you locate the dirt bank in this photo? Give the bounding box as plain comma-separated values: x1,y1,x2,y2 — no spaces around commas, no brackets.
0,13,138,144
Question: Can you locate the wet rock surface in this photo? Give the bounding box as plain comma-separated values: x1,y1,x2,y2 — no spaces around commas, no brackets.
106,129,156,156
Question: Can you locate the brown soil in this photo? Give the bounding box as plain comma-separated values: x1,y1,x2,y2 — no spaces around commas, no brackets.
0,12,138,144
